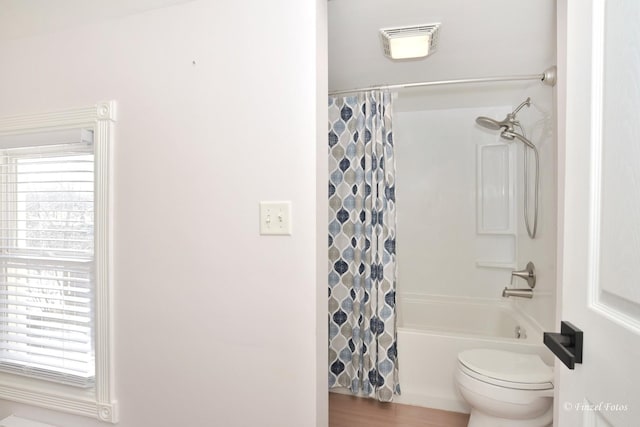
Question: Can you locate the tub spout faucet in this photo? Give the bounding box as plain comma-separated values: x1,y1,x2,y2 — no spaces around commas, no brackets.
511,261,536,289
502,287,533,299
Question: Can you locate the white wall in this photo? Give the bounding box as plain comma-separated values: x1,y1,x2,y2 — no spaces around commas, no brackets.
0,0,195,41
0,1,327,426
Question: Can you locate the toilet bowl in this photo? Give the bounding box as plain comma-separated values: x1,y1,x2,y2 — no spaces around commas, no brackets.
455,349,554,427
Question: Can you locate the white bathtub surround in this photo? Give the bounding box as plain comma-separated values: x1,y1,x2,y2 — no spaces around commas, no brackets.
395,294,551,413
394,86,556,331
398,294,545,338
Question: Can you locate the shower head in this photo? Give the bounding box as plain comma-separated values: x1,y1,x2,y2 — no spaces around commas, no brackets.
475,116,506,131
475,97,532,133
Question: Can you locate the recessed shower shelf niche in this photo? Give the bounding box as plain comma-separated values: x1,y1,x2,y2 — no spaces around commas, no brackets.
475,235,517,270
475,141,517,270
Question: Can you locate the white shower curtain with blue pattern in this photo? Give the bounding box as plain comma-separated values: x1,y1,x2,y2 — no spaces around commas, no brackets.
328,90,400,402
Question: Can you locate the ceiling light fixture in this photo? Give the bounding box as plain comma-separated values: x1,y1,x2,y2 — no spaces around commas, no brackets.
379,23,441,60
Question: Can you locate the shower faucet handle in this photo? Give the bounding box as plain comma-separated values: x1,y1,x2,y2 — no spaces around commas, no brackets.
510,261,536,289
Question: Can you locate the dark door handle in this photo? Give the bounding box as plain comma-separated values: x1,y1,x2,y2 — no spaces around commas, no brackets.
543,321,583,369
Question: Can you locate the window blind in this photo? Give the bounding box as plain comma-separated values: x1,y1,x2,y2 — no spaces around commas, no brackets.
0,137,95,388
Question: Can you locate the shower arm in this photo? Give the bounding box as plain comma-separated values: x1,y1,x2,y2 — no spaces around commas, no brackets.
497,98,531,134
511,97,531,116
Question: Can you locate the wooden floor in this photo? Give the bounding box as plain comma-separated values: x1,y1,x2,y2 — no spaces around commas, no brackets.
329,393,469,427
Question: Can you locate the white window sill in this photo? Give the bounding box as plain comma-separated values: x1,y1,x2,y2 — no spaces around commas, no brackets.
0,373,117,423
0,415,57,427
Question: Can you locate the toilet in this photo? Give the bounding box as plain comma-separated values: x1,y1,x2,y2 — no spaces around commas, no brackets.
455,349,554,427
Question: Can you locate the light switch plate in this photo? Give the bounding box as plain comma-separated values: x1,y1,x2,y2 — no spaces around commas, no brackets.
259,201,292,235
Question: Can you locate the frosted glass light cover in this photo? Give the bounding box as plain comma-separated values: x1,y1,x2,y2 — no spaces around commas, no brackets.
387,35,431,59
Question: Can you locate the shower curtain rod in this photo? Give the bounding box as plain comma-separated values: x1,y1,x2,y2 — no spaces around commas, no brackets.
328,66,557,96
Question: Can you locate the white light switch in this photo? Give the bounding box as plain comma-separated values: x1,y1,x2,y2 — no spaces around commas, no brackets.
259,201,292,235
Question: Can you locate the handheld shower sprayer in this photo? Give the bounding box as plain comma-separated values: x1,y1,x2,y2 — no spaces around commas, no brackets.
475,97,539,239
502,130,536,149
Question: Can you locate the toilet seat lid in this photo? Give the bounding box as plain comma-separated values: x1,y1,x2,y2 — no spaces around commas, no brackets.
458,349,553,385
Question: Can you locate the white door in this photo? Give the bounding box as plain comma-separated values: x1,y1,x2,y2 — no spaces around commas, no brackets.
556,0,640,425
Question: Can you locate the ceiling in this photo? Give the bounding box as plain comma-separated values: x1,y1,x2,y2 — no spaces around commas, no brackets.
328,0,556,92
0,0,195,41
0,0,556,94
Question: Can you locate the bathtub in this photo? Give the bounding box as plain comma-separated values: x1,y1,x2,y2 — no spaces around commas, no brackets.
394,294,552,413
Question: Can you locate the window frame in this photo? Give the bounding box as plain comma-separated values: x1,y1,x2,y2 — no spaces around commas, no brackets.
0,102,117,423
